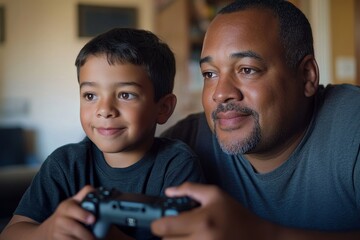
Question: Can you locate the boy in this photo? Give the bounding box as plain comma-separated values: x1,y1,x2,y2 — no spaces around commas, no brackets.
0,28,204,240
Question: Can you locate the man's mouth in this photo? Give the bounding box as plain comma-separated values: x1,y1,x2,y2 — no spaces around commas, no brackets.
212,103,255,131
215,111,250,131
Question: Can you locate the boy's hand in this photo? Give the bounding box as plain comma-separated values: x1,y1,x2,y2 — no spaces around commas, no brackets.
40,185,97,240
1,185,133,240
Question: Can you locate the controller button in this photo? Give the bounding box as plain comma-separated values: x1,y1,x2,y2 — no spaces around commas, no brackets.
87,193,95,198
164,209,178,216
103,190,111,196
126,217,137,227
82,202,96,212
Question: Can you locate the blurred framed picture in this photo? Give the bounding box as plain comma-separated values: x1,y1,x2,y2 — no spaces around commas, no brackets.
0,6,4,43
78,4,138,37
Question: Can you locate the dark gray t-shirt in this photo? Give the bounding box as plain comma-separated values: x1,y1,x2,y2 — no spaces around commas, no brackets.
162,84,360,231
15,137,204,239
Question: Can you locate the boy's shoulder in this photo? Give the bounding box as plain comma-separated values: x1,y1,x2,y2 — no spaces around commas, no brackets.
36,137,96,176
48,137,93,161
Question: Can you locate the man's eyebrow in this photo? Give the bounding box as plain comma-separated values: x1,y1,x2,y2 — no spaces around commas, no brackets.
230,51,263,61
199,56,212,66
199,50,263,66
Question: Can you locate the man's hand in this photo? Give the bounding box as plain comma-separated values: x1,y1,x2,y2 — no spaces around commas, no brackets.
151,182,273,240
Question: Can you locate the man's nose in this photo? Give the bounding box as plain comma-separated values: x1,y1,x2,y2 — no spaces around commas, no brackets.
212,74,244,104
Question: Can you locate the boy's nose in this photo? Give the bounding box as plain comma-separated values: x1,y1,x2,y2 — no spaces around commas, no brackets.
97,99,119,118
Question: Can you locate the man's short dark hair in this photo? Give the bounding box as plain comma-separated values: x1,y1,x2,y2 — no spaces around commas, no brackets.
75,28,176,102
219,0,314,68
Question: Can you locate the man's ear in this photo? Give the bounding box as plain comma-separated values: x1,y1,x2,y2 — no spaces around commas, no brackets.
298,55,320,97
156,94,177,125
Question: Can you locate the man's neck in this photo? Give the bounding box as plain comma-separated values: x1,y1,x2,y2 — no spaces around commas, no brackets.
245,126,309,174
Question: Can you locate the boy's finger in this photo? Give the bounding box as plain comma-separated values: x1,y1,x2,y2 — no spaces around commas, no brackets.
72,185,95,202
65,199,96,225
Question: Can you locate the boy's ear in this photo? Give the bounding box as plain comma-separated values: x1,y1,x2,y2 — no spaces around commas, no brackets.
298,55,319,97
156,94,177,125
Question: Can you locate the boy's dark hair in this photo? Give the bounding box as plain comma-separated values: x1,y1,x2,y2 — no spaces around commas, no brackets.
75,28,176,102
219,0,314,68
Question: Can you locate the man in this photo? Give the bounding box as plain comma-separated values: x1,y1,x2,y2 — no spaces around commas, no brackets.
152,0,360,239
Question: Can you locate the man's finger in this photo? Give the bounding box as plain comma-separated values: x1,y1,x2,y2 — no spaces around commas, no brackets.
165,182,221,205
151,211,198,237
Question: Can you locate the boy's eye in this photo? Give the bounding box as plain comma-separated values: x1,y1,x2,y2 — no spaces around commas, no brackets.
84,93,95,101
202,71,218,79
119,92,136,100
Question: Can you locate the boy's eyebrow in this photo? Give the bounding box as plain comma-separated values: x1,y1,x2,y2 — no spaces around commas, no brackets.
199,50,264,66
79,81,143,89
79,81,95,89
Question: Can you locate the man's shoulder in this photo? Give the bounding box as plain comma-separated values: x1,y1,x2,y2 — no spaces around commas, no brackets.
321,84,360,104
161,112,210,143
164,112,206,130
313,84,360,144
319,84,360,117
154,137,199,162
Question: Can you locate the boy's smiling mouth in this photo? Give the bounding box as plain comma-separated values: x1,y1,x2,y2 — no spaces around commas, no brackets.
96,127,126,136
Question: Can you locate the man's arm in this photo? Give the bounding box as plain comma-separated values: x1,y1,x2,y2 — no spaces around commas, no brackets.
151,182,360,240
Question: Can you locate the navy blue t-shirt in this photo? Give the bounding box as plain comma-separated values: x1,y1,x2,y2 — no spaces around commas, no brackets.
15,137,204,239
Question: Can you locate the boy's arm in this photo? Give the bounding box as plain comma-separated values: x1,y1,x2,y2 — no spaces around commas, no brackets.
0,186,96,240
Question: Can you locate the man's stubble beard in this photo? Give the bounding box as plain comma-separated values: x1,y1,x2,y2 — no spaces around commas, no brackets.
212,103,261,155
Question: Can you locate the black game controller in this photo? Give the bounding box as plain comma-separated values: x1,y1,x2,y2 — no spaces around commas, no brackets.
80,187,200,239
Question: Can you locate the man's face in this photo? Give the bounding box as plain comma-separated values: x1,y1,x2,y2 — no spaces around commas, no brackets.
79,55,160,160
200,8,308,156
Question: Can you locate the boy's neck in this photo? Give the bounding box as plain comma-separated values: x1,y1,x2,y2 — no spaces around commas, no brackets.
103,139,154,168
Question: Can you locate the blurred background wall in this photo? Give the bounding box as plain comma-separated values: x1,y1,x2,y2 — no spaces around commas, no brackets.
0,0,358,165
0,0,155,164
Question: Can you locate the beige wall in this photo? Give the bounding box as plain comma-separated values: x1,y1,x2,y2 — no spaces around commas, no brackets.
0,0,154,161
330,0,356,84
0,0,357,163
296,0,356,85
155,0,203,135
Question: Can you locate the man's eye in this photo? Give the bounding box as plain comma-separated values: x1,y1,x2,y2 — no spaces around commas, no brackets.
241,68,256,74
119,92,136,100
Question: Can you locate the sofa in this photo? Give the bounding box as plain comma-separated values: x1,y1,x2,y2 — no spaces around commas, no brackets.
0,127,39,232
0,165,39,232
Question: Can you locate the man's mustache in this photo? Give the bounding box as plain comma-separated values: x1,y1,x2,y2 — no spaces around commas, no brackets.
211,103,256,121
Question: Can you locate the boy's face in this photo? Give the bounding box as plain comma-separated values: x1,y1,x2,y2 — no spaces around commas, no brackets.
79,55,160,165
